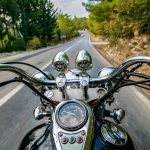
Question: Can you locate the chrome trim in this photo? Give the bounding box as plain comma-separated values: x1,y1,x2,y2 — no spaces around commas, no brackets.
113,108,126,124
110,56,150,79
0,64,56,85
56,75,67,88
55,101,88,131
75,50,92,72
44,90,54,99
125,56,150,62
0,56,149,86
101,122,128,146
79,75,89,87
52,52,69,72
52,99,94,150
98,67,116,78
33,106,51,120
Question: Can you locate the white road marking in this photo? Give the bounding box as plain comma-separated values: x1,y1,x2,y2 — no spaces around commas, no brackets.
0,38,83,107
0,84,24,107
116,101,119,106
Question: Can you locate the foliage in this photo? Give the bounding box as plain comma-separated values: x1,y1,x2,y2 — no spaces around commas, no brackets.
28,36,41,49
57,14,75,38
86,0,150,43
53,27,61,42
17,0,57,42
12,39,26,51
0,0,87,52
57,14,86,39
0,0,58,52
73,17,87,30
0,38,26,52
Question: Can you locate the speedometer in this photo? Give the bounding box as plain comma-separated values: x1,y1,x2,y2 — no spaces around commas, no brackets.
56,101,88,131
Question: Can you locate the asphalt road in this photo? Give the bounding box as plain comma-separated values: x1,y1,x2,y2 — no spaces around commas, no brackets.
0,36,150,150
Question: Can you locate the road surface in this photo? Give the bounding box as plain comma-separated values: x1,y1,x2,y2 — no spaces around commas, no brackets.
0,36,150,150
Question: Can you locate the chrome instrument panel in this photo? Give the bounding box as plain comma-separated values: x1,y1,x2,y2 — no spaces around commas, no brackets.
52,100,94,150
56,101,88,131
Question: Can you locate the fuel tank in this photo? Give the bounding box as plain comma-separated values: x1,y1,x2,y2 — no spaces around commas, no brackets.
19,121,136,150
19,123,55,150
92,120,137,150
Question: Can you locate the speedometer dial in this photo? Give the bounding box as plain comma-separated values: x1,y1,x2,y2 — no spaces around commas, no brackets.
56,101,88,131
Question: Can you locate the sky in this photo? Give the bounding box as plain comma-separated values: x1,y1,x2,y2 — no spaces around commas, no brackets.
51,0,88,18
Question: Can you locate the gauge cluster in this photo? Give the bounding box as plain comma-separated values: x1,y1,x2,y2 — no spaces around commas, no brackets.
56,101,88,131
53,100,94,150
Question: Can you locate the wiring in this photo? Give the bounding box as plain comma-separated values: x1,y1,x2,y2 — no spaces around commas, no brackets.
3,62,51,80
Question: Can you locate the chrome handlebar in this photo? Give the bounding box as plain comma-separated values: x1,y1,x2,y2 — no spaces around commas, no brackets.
0,64,56,85
0,56,149,107
109,56,150,79
0,63,106,85
0,56,149,86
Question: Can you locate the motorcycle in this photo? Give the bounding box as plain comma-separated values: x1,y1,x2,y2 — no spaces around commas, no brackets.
0,50,150,150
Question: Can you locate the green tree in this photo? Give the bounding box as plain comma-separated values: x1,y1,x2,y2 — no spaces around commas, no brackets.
57,14,87,39
0,18,6,48
86,0,150,43
18,0,57,42
57,14,76,39
73,17,87,30
0,0,18,40
35,0,57,40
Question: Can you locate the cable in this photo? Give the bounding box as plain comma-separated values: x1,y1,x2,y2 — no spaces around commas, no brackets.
0,77,21,87
3,62,51,80
21,79,58,106
130,72,150,79
117,79,150,89
0,77,58,106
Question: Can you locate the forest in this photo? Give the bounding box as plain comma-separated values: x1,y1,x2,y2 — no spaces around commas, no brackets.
0,0,86,52
1,0,150,52
86,0,150,43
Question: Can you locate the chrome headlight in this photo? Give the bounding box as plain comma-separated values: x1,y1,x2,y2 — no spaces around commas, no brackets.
56,101,88,131
52,52,69,72
75,50,92,72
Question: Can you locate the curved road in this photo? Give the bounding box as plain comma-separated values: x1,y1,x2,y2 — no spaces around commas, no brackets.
0,36,150,150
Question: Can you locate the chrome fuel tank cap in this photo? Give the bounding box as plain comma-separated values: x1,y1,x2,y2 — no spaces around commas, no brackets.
101,122,128,146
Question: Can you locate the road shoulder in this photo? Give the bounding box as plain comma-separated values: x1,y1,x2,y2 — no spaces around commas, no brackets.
89,36,150,103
